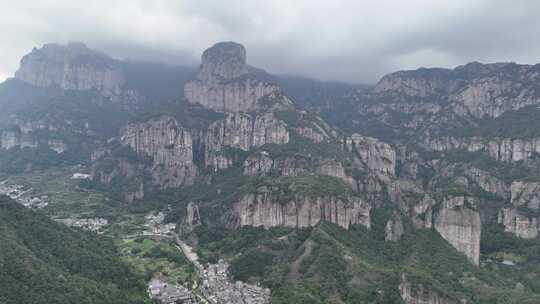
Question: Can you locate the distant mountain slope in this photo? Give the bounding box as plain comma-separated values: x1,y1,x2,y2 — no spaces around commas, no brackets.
0,196,149,304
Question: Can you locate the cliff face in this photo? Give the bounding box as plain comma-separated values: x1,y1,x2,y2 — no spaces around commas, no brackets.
205,112,289,152
204,111,289,169
498,208,538,239
243,152,309,177
511,181,540,209
388,180,434,229
374,62,540,119
345,134,396,180
234,189,371,230
90,157,145,204
15,42,125,97
120,116,197,188
424,136,540,162
399,274,462,304
385,213,404,241
463,167,508,198
434,197,481,265
497,181,540,239
184,42,281,112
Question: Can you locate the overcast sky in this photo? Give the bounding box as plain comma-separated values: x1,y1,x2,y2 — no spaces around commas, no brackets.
1,0,539,83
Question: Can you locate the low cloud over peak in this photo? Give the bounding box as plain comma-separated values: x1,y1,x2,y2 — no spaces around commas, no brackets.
2,0,540,84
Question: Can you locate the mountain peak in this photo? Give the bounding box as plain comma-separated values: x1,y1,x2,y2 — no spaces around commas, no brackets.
14,42,124,94
185,41,283,112
198,41,248,81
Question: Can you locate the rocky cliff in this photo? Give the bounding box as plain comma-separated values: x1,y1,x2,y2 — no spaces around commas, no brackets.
374,62,540,119
497,181,540,239
184,42,281,112
498,207,538,239
385,212,404,241
204,111,289,152
90,157,145,204
233,188,370,230
120,116,197,188
15,42,125,96
345,134,396,180
434,196,481,265
399,274,462,304
511,181,540,209
424,136,540,162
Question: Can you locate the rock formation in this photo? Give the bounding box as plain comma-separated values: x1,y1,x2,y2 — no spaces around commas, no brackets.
511,181,540,209
374,62,540,119
434,197,481,265
234,189,371,230
91,158,145,204
15,42,125,96
498,207,538,239
385,213,404,241
120,116,197,188
399,273,462,304
424,136,540,162
204,112,289,169
184,42,281,112
345,134,396,180
463,167,508,198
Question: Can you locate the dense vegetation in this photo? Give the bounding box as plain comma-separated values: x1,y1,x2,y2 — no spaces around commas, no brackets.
0,196,151,304
192,214,540,304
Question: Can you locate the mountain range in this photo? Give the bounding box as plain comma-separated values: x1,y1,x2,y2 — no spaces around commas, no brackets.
2,41,540,303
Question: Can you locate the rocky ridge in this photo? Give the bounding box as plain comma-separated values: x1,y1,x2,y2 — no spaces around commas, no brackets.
184,42,282,112
14,42,140,106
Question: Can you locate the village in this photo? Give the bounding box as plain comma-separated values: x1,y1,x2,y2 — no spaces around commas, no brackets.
0,180,49,208
142,211,270,304
1,178,270,304
56,217,109,233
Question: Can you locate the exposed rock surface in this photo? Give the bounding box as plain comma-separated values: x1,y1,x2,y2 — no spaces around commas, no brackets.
511,181,540,209
316,160,357,189
204,112,289,168
399,273,462,304
388,180,434,229
184,42,281,112
15,42,125,96
185,202,201,227
498,181,540,239
91,158,145,204
463,167,508,198
121,116,197,188
385,213,404,241
345,134,396,180
234,190,371,230
434,197,481,265
374,62,540,119
498,207,538,239
424,136,540,162
243,152,275,176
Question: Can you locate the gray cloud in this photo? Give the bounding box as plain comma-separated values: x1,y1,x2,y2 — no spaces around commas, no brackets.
1,0,540,83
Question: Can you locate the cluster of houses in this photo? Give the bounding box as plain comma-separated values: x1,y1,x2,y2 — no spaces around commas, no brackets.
0,180,48,208
56,217,109,233
144,211,177,235
199,260,271,304
148,277,198,304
